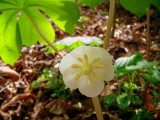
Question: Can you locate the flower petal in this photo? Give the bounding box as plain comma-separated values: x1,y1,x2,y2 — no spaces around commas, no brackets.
63,72,80,89
78,75,104,97
91,48,114,81
70,46,92,61
94,59,114,81
92,47,112,59
59,53,79,74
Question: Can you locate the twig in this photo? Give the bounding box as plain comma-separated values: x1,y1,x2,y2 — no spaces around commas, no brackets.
1,93,35,111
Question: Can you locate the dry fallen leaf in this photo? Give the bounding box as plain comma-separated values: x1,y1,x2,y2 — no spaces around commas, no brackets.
144,93,155,110
0,66,19,80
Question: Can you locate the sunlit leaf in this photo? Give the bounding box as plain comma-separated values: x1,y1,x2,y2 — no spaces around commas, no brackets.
47,36,103,53
0,11,22,65
37,0,81,34
18,7,55,46
0,0,80,65
0,1,16,11
66,40,83,51
123,82,139,91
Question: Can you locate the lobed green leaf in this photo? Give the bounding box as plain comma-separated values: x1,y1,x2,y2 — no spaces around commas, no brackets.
34,0,81,34
18,7,55,46
0,0,80,65
0,10,22,65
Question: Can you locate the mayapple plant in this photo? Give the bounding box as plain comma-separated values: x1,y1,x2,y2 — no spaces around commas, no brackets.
59,46,114,97
59,46,114,120
0,0,80,65
59,0,115,119
0,0,114,120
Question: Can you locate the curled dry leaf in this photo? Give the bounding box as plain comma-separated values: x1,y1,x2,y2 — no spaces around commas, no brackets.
0,66,19,80
1,93,35,111
0,110,11,120
31,103,43,119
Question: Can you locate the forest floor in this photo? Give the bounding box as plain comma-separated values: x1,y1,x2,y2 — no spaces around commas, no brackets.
0,3,160,120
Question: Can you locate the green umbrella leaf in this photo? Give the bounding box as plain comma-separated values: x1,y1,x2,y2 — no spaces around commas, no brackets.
0,10,22,65
38,0,81,34
0,0,80,65
120,0,151,18
120,0,160,18
18,7,55,46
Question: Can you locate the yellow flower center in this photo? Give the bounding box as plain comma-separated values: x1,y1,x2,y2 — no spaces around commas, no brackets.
82,63,92,75
71,54,104,84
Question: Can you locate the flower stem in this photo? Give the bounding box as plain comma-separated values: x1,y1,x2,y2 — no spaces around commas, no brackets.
103,0,116,49
25,10,63,59
91,1,116,120
92,96,104,120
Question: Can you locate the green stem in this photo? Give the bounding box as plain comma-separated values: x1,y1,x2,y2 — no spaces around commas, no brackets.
131,70,136,83
25,10,63,59
146,7,151,60
92,96,104,120
103,0,116,49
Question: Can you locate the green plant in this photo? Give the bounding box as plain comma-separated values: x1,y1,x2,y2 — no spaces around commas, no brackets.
1,0,160,119
103,53,160,119
120,0,160,18
0,0,80,65
47,36,103,53
31,67,71,99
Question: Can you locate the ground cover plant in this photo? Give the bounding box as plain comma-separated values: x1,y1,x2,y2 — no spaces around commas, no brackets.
0,0,160,119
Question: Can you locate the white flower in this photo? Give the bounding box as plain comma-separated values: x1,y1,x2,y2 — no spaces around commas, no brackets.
59,46,114,97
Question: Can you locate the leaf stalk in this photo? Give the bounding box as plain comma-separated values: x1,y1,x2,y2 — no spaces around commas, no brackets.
25,10,63,59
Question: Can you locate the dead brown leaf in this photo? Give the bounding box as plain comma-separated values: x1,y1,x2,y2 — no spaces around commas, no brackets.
0,66,19,80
